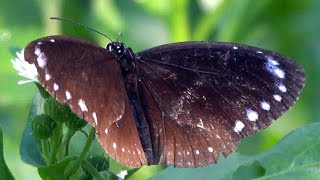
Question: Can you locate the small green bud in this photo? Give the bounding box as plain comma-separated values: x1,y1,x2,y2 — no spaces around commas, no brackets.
35,82,50,99
44,97,71,123
31,114,56,139
81,155,109,176
65,112,88,131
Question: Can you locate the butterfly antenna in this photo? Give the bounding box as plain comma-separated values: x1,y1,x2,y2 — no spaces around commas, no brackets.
117,32,123,42
50,17,113,42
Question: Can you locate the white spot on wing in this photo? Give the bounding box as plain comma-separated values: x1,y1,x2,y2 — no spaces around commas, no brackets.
53,83,59,91
113,143,117,149
37,42,42,45
92,112,97,125
208,147,213,152
233,46,238,49
257,51,263,54
234,120,245,132
65,90,71,100
274,68,285,78
50,39,55,42
34,47,47,68
246,109,259,121
261,101,271,111
266,58,285,79
268,57,279,65
78,99,88,112
278,84,287,92
195,150,200,155
274,94,282,102
34,47,41,55
45,74,51,81
105,128,108,134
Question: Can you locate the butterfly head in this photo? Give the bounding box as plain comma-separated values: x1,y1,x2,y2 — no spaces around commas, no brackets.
107,42,126,58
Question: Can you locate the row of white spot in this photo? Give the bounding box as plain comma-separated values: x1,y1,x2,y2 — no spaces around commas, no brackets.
232,46,287,133
34,39,131,154
34,39,105,134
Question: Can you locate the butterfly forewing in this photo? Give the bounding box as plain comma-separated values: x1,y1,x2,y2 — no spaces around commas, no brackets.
24,36,147,167
136,42,305,167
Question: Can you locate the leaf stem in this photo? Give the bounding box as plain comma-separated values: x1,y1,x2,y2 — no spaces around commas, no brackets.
193,0,231,40
41,139,50,163
64,127,95,177
82,159,105,180
171,0,190,41
57,128,75,160
48,123,62,164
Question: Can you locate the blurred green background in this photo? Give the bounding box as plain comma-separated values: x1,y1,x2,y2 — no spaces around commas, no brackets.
0,0,318,179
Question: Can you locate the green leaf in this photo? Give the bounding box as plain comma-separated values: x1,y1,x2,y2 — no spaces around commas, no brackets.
20,92,46,167
232,161,265,180
0,128,15,180
150,153,249,180
151,122,320,179
38,156,77,180
127,165,166,180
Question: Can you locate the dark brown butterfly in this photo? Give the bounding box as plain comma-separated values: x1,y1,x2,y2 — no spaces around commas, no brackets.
23,35,305,168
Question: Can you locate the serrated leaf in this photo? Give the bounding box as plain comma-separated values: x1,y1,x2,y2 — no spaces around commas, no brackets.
20,92,46,167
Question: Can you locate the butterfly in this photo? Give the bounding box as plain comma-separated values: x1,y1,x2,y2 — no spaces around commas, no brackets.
23,33,305,168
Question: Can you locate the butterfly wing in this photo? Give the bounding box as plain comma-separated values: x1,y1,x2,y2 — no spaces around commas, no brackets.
24,35,147,167
136,42,305,167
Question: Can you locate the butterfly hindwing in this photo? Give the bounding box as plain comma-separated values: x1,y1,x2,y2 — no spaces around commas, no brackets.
24,35,147,167
136,41,305,167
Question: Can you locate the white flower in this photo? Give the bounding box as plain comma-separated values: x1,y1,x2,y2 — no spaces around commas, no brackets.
11,49,38,84
116,170,128,180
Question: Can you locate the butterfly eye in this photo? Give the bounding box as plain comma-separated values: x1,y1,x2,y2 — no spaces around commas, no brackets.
106,43,113,52
107,42,125,57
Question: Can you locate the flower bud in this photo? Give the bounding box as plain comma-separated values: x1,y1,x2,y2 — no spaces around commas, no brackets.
44,97,71,123
65,112,88,131
31,114,56,139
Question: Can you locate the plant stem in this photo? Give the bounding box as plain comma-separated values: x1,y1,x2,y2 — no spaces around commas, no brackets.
193,0,231,40
64,127,95,177
57,128,75,160
82,159,105,180
171,0,190,42
41,139,50,163
48,123,62,164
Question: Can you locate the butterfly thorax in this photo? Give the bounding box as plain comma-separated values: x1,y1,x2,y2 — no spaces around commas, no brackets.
107,41,155,164
107,42,136,75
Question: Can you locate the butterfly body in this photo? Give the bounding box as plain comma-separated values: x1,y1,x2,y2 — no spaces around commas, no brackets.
24,35,305,167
